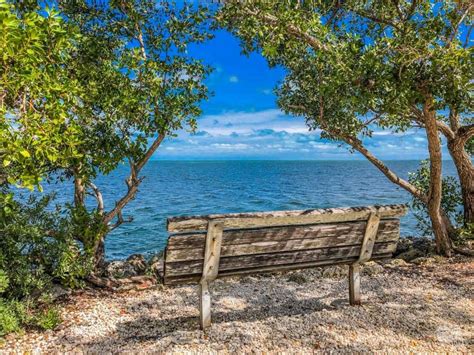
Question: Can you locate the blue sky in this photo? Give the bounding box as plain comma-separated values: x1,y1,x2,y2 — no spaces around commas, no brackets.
155,30,438,161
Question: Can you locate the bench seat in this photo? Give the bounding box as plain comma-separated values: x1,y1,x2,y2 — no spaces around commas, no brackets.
163,204,408,329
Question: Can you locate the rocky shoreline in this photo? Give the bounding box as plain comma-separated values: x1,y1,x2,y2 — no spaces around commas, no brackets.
2,238,473,353
87,236,455,292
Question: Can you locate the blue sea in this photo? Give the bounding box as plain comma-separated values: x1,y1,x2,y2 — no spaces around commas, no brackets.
46,160,457,259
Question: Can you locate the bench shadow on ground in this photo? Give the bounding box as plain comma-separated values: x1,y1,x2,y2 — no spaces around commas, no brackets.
73,284,346,348
73,273,472,350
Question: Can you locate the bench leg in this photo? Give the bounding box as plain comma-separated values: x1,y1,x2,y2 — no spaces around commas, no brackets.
349,264,361,306
199,280,211,329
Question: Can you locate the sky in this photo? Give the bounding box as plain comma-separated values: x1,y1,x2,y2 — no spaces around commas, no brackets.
155,30,439,161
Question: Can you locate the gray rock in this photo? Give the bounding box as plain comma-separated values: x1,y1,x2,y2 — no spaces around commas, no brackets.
395,237,414,255
126,254,147,274
322,265,347,279
411,256,445,266
287,272,308,284
397,248,424,262
50,283,71,300
394,236,437,261
149,251,164,265
149,256,164,280
362,261,384,275
385,258,410,268
105,260,137,278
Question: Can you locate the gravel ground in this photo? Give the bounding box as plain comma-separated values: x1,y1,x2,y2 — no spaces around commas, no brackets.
2,257,473,353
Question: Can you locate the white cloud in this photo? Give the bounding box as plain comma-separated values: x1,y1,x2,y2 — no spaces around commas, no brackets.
154,109,450,160
211,143,249,150
196,109,309,135
229,75,239,83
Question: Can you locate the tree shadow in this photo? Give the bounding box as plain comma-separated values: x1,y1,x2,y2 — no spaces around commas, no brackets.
70,284,347,350
61,268,473,352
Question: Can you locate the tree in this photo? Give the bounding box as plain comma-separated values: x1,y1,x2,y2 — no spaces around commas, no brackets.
1,3,92,333
408,160,463,237
218,0,473,256
0,0,84,189
2,0,213,268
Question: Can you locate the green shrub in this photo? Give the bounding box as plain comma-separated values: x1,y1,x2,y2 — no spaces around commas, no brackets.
408,160,463,236
0,192,91,298
0,191,91,336
0,300,25,336
0,270,8,293
457,223,474,245
34,307,61,331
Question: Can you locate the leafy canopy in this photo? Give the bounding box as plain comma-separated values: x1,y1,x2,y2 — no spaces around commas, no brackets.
58,0,213,182
219,1,473,142
0,0,84,189
1,0,213,190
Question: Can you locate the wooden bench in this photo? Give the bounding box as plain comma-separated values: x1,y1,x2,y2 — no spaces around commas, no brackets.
163,204,408,329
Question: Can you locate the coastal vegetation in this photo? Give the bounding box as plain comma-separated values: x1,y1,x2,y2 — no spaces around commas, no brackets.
0,0,473,340
219,0,473,256
1,0,212,334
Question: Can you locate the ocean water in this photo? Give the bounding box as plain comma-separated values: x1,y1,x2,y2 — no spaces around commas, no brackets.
46,160,457,260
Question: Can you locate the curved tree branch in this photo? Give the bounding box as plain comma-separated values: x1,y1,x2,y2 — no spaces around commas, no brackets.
103,133,166,226
458,124,474,145
411,105,455,140
237,4,328,52
447,3,473,46
87,182,104,215
289,103,427,202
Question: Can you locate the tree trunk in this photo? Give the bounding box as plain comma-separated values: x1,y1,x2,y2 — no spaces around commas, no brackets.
447,138,474,226
94,235,106,270
74,174,86,207
428,199,453,256
424,97,453,257
317,120,458,241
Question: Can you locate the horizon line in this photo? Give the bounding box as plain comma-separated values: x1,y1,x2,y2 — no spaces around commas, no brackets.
148,158,456,162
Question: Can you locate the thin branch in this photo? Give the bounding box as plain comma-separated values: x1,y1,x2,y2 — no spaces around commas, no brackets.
108,209,133,232
411,105,455,140
336,131,426,202
447,4,473,46
240,5,328,52
136,134,165,172
135,22,147,61
448,107,460,133
362,113,383,128
288,103,426,202
390,0,404,20
405,0,418,21
349,8,401,31
464,24,473,48
103,133,166,226
458,124,474,145
87,182,104,215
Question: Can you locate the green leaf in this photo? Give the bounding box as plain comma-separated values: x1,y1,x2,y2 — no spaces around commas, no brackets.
19,150,30,158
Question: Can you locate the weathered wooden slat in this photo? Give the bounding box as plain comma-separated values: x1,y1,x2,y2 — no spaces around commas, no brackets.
201,221,224,282
167,219,400,251
167,204,408,233
163,253,393,285
358,213,381,263
165,242,396,277
166,222,398,262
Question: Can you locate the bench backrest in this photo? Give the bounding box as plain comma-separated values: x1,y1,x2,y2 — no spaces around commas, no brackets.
163,204,408,285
